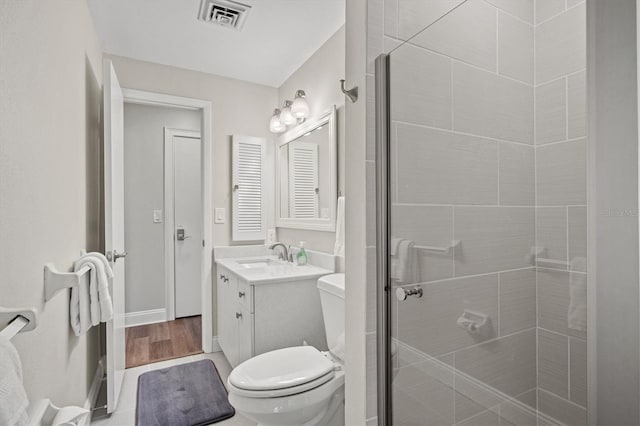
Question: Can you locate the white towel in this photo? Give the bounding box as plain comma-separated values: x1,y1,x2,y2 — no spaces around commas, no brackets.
0,335,29,426
390,238,415,284
333,197,345,257
76,255,114,324
568,266,587,331
70,261,92,336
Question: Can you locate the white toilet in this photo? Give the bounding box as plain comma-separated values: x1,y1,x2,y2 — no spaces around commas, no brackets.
227,273,346,426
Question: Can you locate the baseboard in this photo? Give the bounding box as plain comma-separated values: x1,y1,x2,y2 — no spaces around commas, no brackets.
211,335,222,352
79,356,105,426
125,308,167,327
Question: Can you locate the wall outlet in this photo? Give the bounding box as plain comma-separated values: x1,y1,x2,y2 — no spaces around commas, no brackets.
153,210,163,223
214,208,226,224
266,229,277,244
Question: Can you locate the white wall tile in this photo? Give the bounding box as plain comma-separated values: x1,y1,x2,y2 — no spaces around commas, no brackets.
536,139,587,205
453,62,534,144
366,247,377,333
397,274,499,356
390,43,452,128
537,268,586,339
398,0,466,41
454,329,537,397
498,11,534,84
454,373,503,423
500,269,537,335
410,0,497,72
458,409,500,426
485,0,534,24
454,207,535,276
368,0,384,74
568,70,586,139
499,142,535,205
535,0,565,24
366,75,375,162
384,0,398,38
568,206,587,272
567,0,585,7
396,124,499,205
569,337,587,407
536,207,568,264
366,161,376,246
535,78,567,145
535,3,586,84
366,333,378,419
538,329,569,398
392,205,454,282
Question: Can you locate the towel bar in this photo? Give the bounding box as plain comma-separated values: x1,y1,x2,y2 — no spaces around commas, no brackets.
44,264,91,302
414,240,461,254
0,307,38,339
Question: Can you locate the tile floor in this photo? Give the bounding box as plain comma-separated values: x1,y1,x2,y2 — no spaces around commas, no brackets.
91,352,256,426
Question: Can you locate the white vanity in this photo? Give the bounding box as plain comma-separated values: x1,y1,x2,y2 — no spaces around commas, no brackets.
214,249,334,367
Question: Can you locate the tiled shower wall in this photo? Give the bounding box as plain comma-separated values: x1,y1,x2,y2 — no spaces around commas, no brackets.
365,0,587,425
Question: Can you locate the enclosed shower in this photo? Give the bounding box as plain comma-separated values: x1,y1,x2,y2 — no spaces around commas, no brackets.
371,0,588,425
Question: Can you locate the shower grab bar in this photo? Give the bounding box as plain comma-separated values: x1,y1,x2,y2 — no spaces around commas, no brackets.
0,307,38,339
414,240,460,254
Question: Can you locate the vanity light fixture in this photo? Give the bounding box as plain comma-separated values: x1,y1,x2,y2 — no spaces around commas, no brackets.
269,108,286,134
269,89,310,133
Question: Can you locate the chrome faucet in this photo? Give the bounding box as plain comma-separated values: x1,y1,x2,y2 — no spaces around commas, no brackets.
269,243,289,262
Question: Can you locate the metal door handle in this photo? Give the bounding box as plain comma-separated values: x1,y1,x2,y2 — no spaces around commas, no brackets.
176,228,191,241
235,312,242,319
106,250,127,262
238,291,245,298
396,287,423,301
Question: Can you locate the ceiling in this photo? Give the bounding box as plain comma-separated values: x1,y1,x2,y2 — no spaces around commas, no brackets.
87,0,345,88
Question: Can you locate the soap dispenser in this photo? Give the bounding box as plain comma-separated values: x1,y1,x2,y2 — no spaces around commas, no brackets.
296,241,308,266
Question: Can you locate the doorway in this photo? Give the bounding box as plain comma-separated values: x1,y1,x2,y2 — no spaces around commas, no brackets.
119,90,214,368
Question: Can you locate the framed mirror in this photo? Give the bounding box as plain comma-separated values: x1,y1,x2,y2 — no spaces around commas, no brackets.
276,106,337,231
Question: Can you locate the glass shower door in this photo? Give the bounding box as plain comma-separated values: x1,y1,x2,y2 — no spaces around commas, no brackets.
376,1,588,425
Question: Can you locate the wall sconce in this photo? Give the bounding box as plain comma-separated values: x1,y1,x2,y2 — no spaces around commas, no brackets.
269,89,309,134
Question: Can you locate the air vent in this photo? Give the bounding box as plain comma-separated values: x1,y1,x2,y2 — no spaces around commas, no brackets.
198,0,251,31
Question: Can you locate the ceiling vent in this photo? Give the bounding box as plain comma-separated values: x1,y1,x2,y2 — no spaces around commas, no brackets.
198,0,252,31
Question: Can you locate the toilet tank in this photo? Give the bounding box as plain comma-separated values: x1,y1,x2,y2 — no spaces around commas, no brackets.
317,273,345,355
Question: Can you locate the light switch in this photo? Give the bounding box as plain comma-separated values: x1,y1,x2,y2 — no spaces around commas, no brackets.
215,208,226,224
267,229,277,244
153,210,163,223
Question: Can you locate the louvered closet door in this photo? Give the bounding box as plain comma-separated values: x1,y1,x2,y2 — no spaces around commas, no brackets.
232,136,266,241
289,142,319,219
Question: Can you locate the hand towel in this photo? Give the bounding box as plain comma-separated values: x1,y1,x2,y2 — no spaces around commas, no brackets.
76,254,114,324
390,238,415,284
0,335,29,426
70,262,93,337
333,197,345,257
568,266,587,331
85,252,114,279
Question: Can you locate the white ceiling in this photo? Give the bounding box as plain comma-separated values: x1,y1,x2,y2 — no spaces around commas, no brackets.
87,0,345,88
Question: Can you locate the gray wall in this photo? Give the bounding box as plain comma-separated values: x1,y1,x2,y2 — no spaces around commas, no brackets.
591,1,640,424
0,0,103,407
123,103,201,314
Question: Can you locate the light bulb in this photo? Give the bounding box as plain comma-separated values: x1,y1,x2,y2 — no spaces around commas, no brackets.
280,101,296,126
291,90,309,120
269,109,285,133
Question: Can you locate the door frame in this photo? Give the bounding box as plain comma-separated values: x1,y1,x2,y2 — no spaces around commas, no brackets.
164,128,202,322
121,88,214,353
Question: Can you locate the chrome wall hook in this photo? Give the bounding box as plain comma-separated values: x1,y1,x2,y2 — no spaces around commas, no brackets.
340,79,359,103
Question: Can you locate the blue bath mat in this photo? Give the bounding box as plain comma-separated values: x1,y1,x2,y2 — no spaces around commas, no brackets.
136,359,235,426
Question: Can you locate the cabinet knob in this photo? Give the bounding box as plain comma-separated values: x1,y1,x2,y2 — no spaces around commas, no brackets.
238,291,245,298
235,312,242,319
220,274,226,280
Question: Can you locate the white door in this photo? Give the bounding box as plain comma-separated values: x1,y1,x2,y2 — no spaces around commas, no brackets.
103,60,126,414
172,132,202,318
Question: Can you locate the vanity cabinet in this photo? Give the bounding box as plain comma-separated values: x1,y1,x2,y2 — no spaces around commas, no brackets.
216,265,327,368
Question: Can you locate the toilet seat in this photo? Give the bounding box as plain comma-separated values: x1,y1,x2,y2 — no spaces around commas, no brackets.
228,346,336,398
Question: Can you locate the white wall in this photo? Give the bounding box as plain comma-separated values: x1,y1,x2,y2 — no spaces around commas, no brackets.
123,103,201,314
275,26,346,254
0,0,103,407
107,55,278,335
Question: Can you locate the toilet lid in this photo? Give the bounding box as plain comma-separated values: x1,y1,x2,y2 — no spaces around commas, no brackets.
228,346,334,391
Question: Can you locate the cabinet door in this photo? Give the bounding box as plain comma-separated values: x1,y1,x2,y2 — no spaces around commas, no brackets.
237,307,253,365
217,267,239,366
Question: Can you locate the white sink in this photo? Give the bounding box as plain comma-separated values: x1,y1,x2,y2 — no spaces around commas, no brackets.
235,258,282,269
